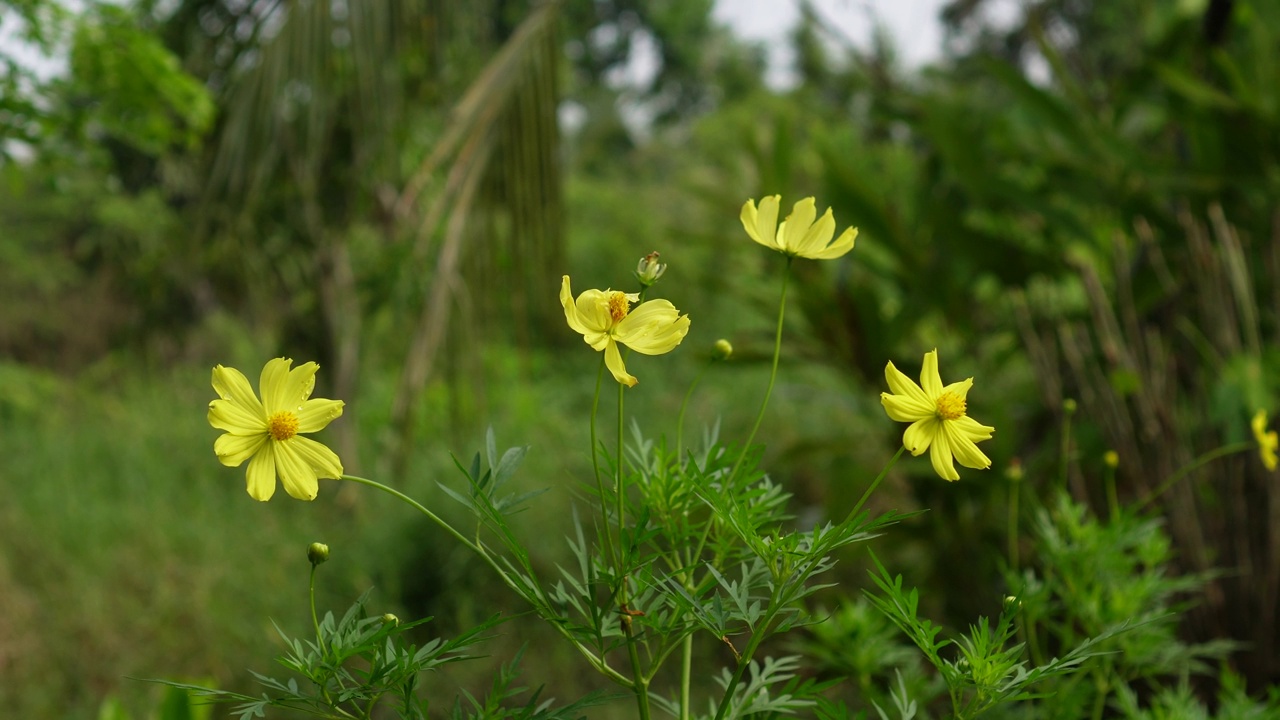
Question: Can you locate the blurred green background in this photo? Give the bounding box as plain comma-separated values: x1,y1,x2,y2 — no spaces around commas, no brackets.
2,0,1279,717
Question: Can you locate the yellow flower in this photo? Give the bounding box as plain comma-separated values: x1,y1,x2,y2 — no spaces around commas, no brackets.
207,358,345,501
740,195,858,260
560,275,691,387
881,349,995,482
1251,410,1278,471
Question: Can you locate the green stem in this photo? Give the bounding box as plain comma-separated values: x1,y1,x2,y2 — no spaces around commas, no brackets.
624,620,652,720
711,602,780,720
1007,478,1020,572
726,258,792,485
1136,441,1252,511
1104,464,1119,521
842,446,905,525
309,564,322,651
679,634,692,720
590,357,619,568
616,380,627,564
675,361,713,463
1059,408,1074,494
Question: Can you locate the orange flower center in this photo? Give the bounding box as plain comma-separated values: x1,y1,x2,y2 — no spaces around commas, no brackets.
935,392,966,421
607,291,631,323
268,410,300,441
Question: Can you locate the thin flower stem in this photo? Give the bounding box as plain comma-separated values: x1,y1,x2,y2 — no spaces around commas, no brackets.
590,357,619,568
616,381,652,720
338,474,634,688
727,258,792,485
309,565,321,650
1104,465,1119,521
679,634,693,720
1136,441,1252,511
616,380,627,566
1007,479,1020,572
842,446,905,525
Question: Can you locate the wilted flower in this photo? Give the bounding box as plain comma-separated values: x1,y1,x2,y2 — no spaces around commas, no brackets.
634,251,667,288
740,195,857,260
560,275,690,387
208,358,345,501
1252,410,1278,471
881,349,994,482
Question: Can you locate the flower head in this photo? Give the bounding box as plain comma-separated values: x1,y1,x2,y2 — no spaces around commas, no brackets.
740,195,858,260
634,251,667,288
1252,410,1278,471
881,350,994,482
207,358,345,501
560,275,690,387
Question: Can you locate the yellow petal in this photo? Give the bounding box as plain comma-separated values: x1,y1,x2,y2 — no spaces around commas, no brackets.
561,276,594,335
929,430,960,481
941,377,974,401
273,440,320,500
881,391,933,422
574,289,614,333
296,398,345,433
291,436,344,479
780,197,817,251
245,444,277,501
920,350,943,398
208,398,267,435
806,227,857,260
902,417,938,456
211,365,265,418
214,432,266,467
944,421,992,470
280,361,319,410
615,299,690,355
884,361,932,409
951,414,995,441
741,196,781,250
604,340,637,387
259,358,294,414
792,207,835,257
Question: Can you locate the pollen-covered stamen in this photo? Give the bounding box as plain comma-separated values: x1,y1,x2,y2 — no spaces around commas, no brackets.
607,291,631,323
268,410,301,441
935,392,966,421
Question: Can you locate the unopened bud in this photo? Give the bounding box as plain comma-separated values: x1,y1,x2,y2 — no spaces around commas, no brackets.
1103,450,1119,469
713,338,733,361
634,251,667,288
1004,457,1023,482
1003,595,1022,612
307,542,329,566
381,613,400,627
1063,398,1078,414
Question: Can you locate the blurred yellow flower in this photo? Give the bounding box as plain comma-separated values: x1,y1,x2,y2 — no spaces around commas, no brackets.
881,350,994,482
208,358,345,501
1252,410,1278,471
560,275,690,387
740,195,857,260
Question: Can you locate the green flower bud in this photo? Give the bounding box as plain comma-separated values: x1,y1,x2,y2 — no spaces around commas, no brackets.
1003,595,1022,612
634,251,667,288
1103,450,1119,468
307,542,330,566
712,338,733,360
1004,457,1023,482
381,613,400,627
1063,398,1078,414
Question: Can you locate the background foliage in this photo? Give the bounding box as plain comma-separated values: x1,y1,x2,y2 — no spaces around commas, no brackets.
2,0,1278,717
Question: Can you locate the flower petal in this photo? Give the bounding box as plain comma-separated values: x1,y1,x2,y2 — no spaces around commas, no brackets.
951,414,995,441
615,299,690,355
920,350,943,398
208,398,267,434
296,398,345,433
741,195,781,250
212,365,265,419
273,440,320,500
884,361,932,409
944,421,992,470
881,391,933,422
290,436,344,479
806,227,857,260
561,276,596,335
604,340,637,387
280,361,318,410
259,358,294,414
780,197,817,252
902,417,938,456
793,207,836,257
214,432,266,467
941,377,974,402
928,430,960,481
244,443,277,501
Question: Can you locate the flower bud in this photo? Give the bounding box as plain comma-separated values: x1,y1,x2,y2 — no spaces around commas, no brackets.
1103,450,1119,469
1004,457,1023,482
634,251,667,288
712,338,733,361
1003,595,1022,612
1063,398,1078,414
381,613,400,627
307,542,330,566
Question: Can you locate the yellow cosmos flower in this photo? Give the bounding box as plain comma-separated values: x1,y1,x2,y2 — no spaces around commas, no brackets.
207,358,345,501
881,349,995,482
560,275,691,387
740,195,858,260
1252,410,1278,471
